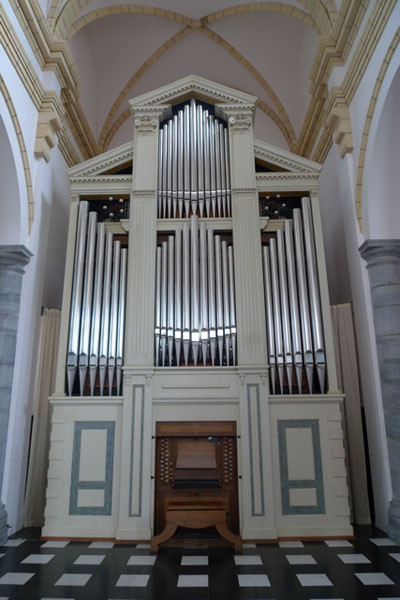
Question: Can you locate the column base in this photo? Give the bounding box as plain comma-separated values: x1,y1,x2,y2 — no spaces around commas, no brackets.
0,500,8,545
388,498,400,545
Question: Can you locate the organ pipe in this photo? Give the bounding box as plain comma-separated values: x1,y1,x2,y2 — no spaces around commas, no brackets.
262,200,326,394
155,217,236,367
66,205,127,396
157,100,231,219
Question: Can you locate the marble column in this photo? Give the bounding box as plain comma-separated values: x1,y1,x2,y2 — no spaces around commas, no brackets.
0,245,32,543
360,240,400,543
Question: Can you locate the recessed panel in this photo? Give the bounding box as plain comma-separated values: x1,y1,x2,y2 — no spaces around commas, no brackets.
286,427,315,481
78,429,107,481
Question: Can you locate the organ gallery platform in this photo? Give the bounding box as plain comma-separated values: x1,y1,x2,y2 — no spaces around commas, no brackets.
42,76,353,544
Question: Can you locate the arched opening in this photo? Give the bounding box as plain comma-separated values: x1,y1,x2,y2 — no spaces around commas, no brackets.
0,115,21,244
365,64,400,239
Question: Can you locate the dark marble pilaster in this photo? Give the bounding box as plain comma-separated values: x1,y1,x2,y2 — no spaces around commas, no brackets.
360,240,400,544
0,245,32,544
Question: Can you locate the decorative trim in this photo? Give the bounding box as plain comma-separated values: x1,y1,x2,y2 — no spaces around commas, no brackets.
254,139,321,173
129,385,145,517
69,175,132,185
69,421,115,516
34,91,63,162
278,419,325,515
247,383,265,517
68,142,133,177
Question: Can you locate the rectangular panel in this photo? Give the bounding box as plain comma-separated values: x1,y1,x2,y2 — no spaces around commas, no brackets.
129,385,145,517
278,419,325,515
69,421,115,516
77,489,105,508
78,429,107,481
247,383,265,517
286,427,315,481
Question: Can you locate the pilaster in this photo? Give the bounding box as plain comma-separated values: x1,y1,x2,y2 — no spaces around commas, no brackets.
225,104,268,367
0,245,32,543
360,239,400,544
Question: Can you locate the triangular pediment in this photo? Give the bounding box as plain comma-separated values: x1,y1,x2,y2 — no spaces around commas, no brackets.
68,141,133,178
254,139,321,174
128,74,257,110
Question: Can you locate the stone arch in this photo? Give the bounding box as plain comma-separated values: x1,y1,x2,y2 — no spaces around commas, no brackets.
0,75,33,240
355,27,400,233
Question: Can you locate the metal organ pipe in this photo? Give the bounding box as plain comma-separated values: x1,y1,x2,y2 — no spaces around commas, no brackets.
157,100,231,219
154,217,236,367
262,200,327,394
66,206,127,396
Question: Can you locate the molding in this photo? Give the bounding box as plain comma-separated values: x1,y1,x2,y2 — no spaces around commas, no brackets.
69,175,132,194
129,74,258,108
256,172,319,193
34,91,63,162
254,139,322,173
326,102,354,158
68,142,133,177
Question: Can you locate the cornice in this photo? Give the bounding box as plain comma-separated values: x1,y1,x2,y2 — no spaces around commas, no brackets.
254,139,321,173
68,142,133,177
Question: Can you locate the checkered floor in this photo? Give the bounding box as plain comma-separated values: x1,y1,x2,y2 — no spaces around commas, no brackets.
0,527,399,599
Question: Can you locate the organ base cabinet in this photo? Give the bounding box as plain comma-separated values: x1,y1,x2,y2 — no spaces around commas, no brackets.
42,76,353,543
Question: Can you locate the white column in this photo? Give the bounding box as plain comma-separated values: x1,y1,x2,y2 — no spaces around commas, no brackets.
223,104,268,367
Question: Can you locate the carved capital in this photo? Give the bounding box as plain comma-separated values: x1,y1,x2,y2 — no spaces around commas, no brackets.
222,103,254,133
131,104,169,135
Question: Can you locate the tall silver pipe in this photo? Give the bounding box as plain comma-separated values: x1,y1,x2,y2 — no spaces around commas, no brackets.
162,123,168,218
204,111,211,218
167,235,175,366
174,229,182,364
158,128,163,218
284,219,303,391
99,231,113,395
89,222,105,395
167,120,173,218
263,246,276,393
172,115,178,219
302,196,326,392
78,210,97,395
154,246,162,366
270,238,284,392
277,229,293,393
191,215,200,365
177,110,184,218
199,222,208,364
190,99,198,215
67,200,88,396
215,122,222,218
228,245,236,365
116,247,127,395
219,124,227,217
207,229,216,365
209,116,217,218
293,208,314,392
215,234,224,365
197,104,205,218
221,240,231,365
224,127,231,217
160,241,168,366
184,104,190,217
108,240,121,395
182,222,190,364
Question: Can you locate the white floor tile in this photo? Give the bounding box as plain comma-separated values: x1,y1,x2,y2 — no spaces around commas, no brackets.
389,553,400,562
243,543,257,548
116,574,150,587
0,555,4,559
338,553,370,564
286,554,316,565
41,541,69,548
127,555,156,566
181,556,208,566
324,540,353,548
279,541,304,548
74,554,105,565
355,572,395,585
135,544,150,549
21,554,55,564
234,555,262,565
370,538,397,547
0,572,35,585
238,574,271,587
177,575,208,587
55,574,92,586
297,574,333,587
1,539,25,548
377,598,400,600
41,598,75,599
89,541,114,549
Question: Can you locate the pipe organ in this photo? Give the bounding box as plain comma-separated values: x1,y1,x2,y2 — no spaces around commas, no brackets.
45,76,352,544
